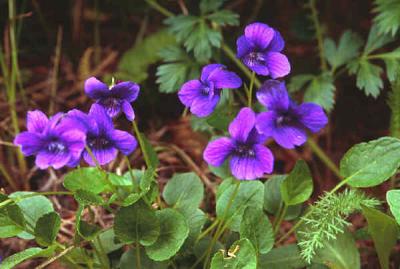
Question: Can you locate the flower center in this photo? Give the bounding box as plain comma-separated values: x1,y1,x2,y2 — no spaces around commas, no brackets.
235,143,255,157
47,141,66,153
88,136,111,150
246,52,264,66
101,97,119,108
276,113,295,126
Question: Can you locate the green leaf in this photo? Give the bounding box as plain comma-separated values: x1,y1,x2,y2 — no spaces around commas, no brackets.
385,58,400,82
145,208,189,261
280,160,313,206
94,229,124,254
373,0,400,36
0,203,25,229
313,229,360,269
348,59,383,97
340,137,400,187
207,10,239,26
216,180,264,231
263,175,302,220
184,209,207,246
165,15,222,61
34,212,61,246
163,172,204,215
1,247,52,269
387,190,400,225
258,244,306,269
78,220,102,240
323,30,363,69
115,30,176,82
362,206,399,269
240,206,274,254
194,236,224,259
156,59,199,93
120,248,168,269
288,74,314,93
200,0,225,13
74,189,103,205
210,239,257,269
304,73,335,111
64,167,108,194
364,24,395,55
114,201,160,245
0,216,23,238
9,192,54,239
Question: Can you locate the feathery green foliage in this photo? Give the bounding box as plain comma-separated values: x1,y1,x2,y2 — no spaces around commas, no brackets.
298,189,380,263
374,0,400,36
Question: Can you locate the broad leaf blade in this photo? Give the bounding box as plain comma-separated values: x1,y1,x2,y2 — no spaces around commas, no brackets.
114,201,160,246
340,137,400,187
240,206,274,254
362,206,399,269
145,208,189,261
280,160,313,206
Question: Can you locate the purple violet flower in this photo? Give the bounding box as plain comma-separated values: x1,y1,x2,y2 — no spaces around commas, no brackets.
255,80,328,149
236,22,290,78
85,77,140,121
203,107,274,180
65,104,137,166
178,64,242,117
14,110,86,169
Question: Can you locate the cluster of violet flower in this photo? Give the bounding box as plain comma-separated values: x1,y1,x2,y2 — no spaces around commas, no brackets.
14,78,140,169
178,22,328,180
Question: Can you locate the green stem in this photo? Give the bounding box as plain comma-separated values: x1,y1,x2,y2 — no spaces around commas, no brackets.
93,237,110,269
84,145,116,191
0,191,73,209
248,71,255,108
308,0,327,71
136,242,142,269
145,0,174,17
132,121,151,168
196,219,220,243
273,203,287,235
307,138,341,179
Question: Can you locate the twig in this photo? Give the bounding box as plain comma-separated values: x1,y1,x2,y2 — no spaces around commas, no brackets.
35,245,75,269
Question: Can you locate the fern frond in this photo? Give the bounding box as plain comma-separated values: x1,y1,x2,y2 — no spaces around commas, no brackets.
298,189,380,263
388,73,400,138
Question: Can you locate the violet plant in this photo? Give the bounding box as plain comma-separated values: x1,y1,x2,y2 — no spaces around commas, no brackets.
1,1,400,269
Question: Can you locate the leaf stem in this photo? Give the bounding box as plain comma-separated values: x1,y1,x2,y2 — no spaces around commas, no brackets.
136,242,142,269
273,203,288,235
145,0,174,17
196,219,220,243
248,71,255,108
306,138,341,179
308,0,327,71
84,145,116,191
132,121,152,168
